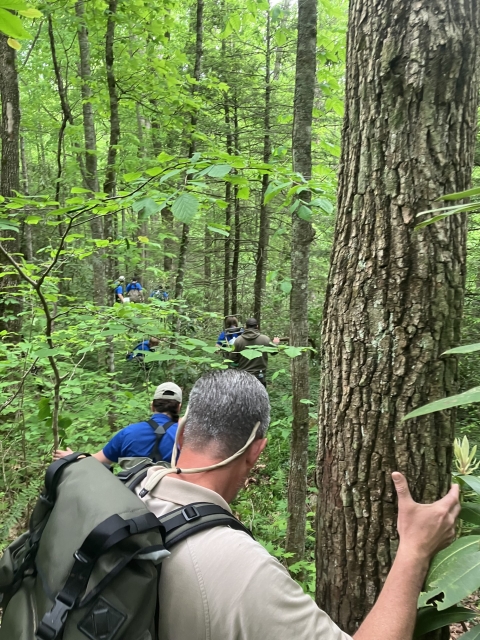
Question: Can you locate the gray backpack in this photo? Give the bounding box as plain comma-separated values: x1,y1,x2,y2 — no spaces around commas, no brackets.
0,453,251,640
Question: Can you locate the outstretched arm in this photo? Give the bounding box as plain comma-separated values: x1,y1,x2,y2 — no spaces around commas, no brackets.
353,473,460,640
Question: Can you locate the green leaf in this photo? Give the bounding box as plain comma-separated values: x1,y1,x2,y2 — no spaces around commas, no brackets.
264,181,290,204
186,338,208,346
414,606,478,639
441,187,480,201
274,29,287,46
461,504,480,526
279,280,292,294
237,187,249,199
159,168,183,183
0,1,29,9
310,196,334,214
457,475,480,496
419,550,480,610
271,369,286,381
208,225,229,237
284,346,303,358
123,171,143,182
70,186,92,194
0,7,31,39
33,347,64,359
171,193,198,224
425,537,480,590
132,197,161,217
240,349,263,360
25,215,41,225
0,221,19,232
403,386,480,420
37,397,51,420
137,236,149,243
457,624,480,639
443,343,480,355
18,8,42,18
297,205,312,221
207,164,232,178
229,13,241,31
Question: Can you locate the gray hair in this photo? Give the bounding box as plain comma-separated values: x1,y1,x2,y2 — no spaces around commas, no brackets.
183,370,271,456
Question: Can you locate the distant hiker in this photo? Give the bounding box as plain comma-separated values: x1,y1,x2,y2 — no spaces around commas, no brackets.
126,276,144,303
114,275,125,303
126,336,160,361
228,318,280,387
150,285,169,302
216,316,243,347
53,382,182,464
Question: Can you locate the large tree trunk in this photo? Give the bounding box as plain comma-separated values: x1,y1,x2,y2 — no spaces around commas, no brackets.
316,0,480,636
75,0,106,306
175,0,204,300
0,35,21,338
285,0,317,567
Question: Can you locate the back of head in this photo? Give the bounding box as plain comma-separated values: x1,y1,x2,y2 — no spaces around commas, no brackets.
245,318,258,329
225,316,239,329
149,336,160,347
183,370,270,457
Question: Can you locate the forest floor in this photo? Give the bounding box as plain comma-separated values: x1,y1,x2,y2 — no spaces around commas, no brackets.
450,594,480,638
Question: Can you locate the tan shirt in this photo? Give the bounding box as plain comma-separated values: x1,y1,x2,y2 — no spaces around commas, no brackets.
139,475,353,640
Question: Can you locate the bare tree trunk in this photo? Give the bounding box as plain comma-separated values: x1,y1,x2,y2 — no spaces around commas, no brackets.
253,7,271,326
231,94,241,316
175,0,204,300
223,97,233,317
0,34,21,338
204,224,211,288
75,0,106,306
285,0,317,567
20,136,33,262
316,1,480,636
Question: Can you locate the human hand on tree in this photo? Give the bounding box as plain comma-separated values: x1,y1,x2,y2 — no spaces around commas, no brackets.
393,471,460,561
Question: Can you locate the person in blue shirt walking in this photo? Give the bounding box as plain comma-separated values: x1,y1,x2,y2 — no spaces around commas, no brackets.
53,382,182,464
126,276,144,302
216,316,243,347
114,275,125,303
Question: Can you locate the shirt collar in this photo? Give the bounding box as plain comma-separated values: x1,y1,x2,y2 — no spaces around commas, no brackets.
147,474,232,513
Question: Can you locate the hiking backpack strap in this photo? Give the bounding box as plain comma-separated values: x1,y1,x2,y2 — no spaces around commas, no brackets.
117,459,156,492
36,512,163,640
147,419,174,463
158,502,253,550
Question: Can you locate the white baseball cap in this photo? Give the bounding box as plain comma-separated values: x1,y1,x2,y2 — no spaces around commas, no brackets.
153,382,182,403
118,275,125,281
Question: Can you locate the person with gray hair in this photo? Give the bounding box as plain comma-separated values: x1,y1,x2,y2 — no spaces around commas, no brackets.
139,369,460,640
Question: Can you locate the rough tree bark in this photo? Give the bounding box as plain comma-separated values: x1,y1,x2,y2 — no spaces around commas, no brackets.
175,0,203,299
253,7,271,326
231,93,241,316
0,34,22,338
316,1,480,636
75,0,106,306
223,96,233,317
285,0,317,567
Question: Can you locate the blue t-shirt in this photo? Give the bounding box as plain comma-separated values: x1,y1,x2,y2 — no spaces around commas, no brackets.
216,328,243,346
126,340,152,361
103,413,178,463
126,282,143,293
115,285,123,300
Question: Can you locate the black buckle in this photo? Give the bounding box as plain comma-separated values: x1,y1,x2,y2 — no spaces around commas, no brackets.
36,595,75,640
182,505,200,522
73,549,90,564
38,493,54,508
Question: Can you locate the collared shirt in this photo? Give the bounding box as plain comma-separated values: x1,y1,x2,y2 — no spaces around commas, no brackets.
102,414,177,462
139,475,353,640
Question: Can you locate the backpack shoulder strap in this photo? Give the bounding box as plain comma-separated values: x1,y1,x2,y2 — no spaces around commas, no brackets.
147,419,174,463
158,502,253,550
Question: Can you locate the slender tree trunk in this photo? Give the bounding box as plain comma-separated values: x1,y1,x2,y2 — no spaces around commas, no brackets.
223,97,233,317
175,0,204,299
204,225,211,288
285,0,317,567
0,34,21,338
231,95,241,316
316,1,480,636
20,136,33,262
253,8,271,326
75,0,106,306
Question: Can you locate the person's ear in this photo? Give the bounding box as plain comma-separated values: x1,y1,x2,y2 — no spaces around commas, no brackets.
245,438,267,467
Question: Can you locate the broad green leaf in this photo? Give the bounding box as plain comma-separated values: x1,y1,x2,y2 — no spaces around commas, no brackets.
0,1,29,8
461,504,480,526
18,8,42,18
272,369,286,381
274,29,287,47
132,197,162,217
264,181,290,204
159,168,182,184
171,193,198,224
284,346,303,358
419,551,480,610
240,349,263,360
403,387,480,420
425,537,480,590
414,606,478,639
208,225,229,237
25,216,41,224
145,166,163,177
7,37,20,49
0,7,31,39
144,351,188,362
71,186,92,194
441,187,480,201
237,187,249,199
123,171,143,182
186,338,208,346
93,239,109,247
156,151,174,163
457,475,480,495
0,221,19,232
297,205,312,221
137,236,149,243
229,13,241,31
443,343,480,355
280,280,292,294
457,624,480,639
33,347,64,359
207,164,232,178
311,197,334,214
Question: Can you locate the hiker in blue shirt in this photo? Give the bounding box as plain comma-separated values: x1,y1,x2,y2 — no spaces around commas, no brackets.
126,277,143,294
53,382,182,464
126,336,159,361
114,275,125,303
216,316,243,347
150,285,169,302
